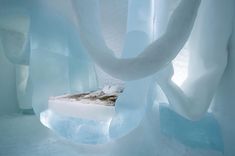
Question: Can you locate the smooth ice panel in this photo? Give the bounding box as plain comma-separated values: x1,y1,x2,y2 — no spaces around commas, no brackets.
160,105,224,152
30,50,70,115
29,0,98,116
0,40,19,114
30,11,69,56
68,57,98,93
68,27,98,93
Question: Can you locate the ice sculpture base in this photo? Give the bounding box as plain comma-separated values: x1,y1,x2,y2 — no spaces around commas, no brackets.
48,86,122,121
40,86,123,144
40,109,112,144
48,97,115,121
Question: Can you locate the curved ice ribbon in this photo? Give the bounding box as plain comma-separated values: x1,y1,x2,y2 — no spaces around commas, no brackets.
73,0,201,81
155,0,235,120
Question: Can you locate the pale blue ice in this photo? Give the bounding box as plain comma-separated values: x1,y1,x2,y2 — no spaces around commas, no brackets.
0,0,235,156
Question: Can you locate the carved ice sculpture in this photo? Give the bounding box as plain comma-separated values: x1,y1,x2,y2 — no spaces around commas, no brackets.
39,0,201,144
1,0,235,155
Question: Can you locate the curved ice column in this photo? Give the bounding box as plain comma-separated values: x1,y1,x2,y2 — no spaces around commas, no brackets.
108,77,152,139
155,0,235,120
74,0,201,81
16,65,33,110
0,9,30,65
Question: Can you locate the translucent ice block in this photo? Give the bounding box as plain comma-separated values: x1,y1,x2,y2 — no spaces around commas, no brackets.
160,105,224,152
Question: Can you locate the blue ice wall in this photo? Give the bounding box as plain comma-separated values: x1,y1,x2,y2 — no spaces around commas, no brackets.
0,42,19,115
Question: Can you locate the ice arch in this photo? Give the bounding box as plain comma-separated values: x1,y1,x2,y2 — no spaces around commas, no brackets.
74,0,201,81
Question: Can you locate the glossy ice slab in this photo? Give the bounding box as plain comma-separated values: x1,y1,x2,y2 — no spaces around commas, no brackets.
48,86,123,121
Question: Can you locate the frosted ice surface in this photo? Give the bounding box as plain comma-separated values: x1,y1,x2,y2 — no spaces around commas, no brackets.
0,13,30,64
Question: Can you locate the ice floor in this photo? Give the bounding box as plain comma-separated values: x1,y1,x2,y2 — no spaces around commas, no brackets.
0,114,109,156
0,111,225,156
